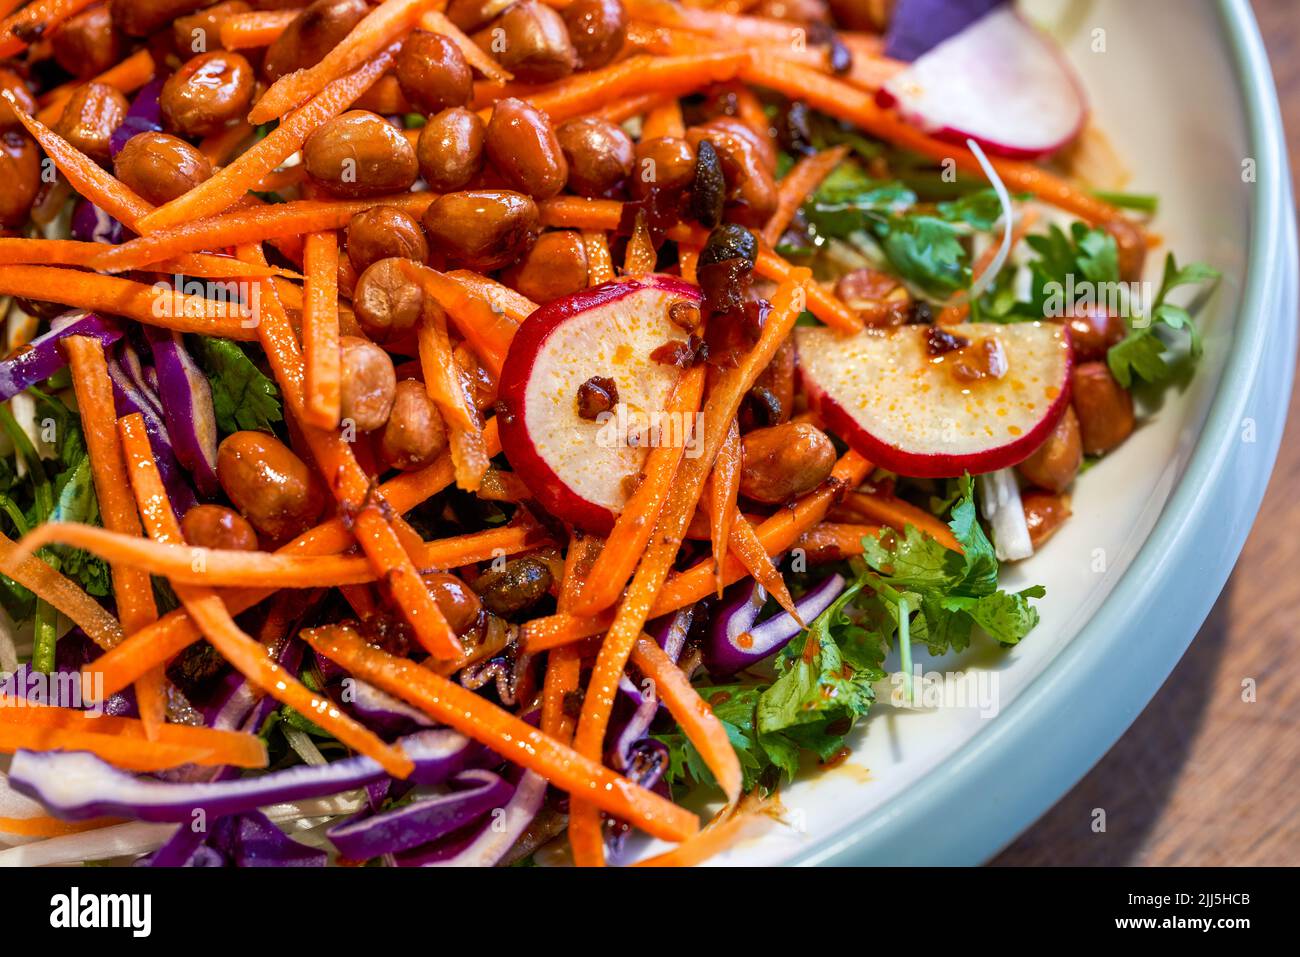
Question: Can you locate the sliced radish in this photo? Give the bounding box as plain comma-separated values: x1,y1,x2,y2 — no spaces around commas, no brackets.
879,6,1087,159
797,322,1072,479
497,276,700,534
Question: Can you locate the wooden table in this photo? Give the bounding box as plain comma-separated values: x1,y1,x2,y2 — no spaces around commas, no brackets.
993,0,1299,866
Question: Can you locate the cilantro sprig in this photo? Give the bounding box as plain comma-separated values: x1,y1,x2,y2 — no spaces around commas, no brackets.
1107,254,1220,388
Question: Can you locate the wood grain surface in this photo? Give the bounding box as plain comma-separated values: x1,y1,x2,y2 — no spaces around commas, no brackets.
993,0,1299,867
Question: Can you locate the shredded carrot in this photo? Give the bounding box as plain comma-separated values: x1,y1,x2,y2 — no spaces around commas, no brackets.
302,231,341,429
582,231,614,286
250,0,435,123
85,430,506,699
354,73,412,115
569,268,811,866
219,9,300,50
478,51,751,124
0,816,123,838
198,119,254,166
588,91,669,124
835,490,962,552
240,243,463,662
763,144,848,247
630,634,741,802
541,535,601,744
15,523,380,588
0,699,270,755
0,240,297,281
116,413,414,779
401,261,518,378
523,449,871,651
420,10,512,84
0,725,264,772
36,48,155,125
622,211,657,276
0,266,260,340
794,521,879,563
740,57,1127,226
0,531,123,651
302,623,698,843
706,420,741,597
64,337,164,738
642,97,685,139
94,194,433,274
445,269,538,324
0,0,97,57
632,805,773,866
571,366,705,617
723,511,800,621
139,48,397,231
5,97,151,226
418,300,490,492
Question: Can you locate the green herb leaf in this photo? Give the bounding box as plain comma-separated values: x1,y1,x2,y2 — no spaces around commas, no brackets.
192,337,282,434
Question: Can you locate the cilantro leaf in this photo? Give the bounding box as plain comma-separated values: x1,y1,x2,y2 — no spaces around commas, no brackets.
1108,252,1220,387
191,337,282,434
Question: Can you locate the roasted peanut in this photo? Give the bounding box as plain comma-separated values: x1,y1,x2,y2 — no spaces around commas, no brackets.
352,257,425,344
52,6,124,80
421,571,482,634
501,229,589,302
1017,406,1082,494
346,206,429,275
216,431,327,541
338,336,397,433
161,51,255,138
303,110,418,198
54,83,128,163
1066,306,1125,363
263,0,369,82
827,0,887,30
485,97,568,200
0,130,41,228
445,0,513,32
173,0,251,54
556,116,634,197
835,268,911,325
739,422,836,503
473,557,553,618
0,68,35,128
114,132,213,205
422,189,540,271
1022,490,1071,549
110,0,213,37
477,1,576,83
630,136,696,199
416,106,486,192
379,379,447,470
1105,217,1147,283
181,504,260,551
561,0,627,70
1071,362,1135,455
395,30,473,115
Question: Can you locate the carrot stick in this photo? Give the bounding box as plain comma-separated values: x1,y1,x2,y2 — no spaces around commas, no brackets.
706,420,740,596
622,210,657,275
794,521,878,563
0,816,123,838
541,535,602,744
219,9,300,49
198,119,254,166
36,48,155,125
538,196,625,230
630,633,740,801
569,267,812,865
4,96,151,226
626,0,808,45
724,510,800,620
353,73,413,114
418,300,490,492
250,0,435,123
63,337,163,738
302,231,341,429
445,269,538,324
116,413,415,779
94,194,433,274
14,523,380,587
81,430,503,699
301,622,699,843
632,806,772,866
642,97,685,139
0,725,264,772
401,261,518,378
740,57,1127,226
478,51,750,124
588,91,668,124
0,240,299,278
420,10,512,84
243,246,463,661
0,532,123,651
139,48,397,230
762,144,848,247
571,366,705,617
836,490,962,552
0,266,260,340
0,0,97,57
581,231,614,286
0,698,270,754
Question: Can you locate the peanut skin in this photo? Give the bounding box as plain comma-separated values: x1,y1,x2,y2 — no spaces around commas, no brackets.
739,423,836,504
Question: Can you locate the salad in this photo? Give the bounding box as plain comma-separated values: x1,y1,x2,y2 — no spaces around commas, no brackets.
0,0,1219,867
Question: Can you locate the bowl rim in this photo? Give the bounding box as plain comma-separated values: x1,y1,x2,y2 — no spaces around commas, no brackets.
787,0,1299,866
